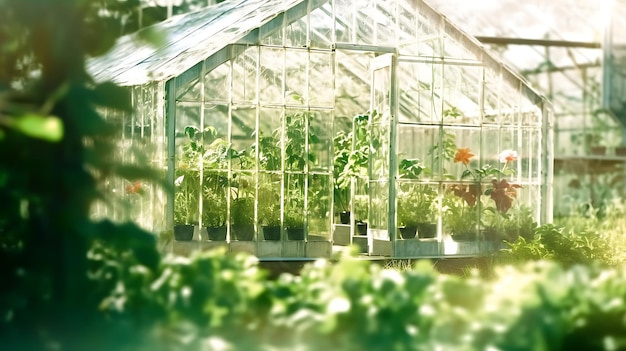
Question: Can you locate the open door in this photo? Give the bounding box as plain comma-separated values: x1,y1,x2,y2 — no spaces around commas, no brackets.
368,53,397,256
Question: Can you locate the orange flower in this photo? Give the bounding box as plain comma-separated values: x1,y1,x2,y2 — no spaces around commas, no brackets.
454,148,474,165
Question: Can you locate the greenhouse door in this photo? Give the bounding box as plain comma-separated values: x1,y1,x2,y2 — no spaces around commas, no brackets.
369,53,397,256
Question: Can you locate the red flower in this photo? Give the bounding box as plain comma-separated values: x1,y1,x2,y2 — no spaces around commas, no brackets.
126,181,143,194
449,183,481,207
489,179,522,213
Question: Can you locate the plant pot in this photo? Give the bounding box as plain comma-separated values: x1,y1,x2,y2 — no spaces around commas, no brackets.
232,224,254,241
174,224,194,241
356,221,368,235
206,226,227,241
416,223,437,239
262,225,281,241
591,146,606,156
398,226,417,239
481,228,499,241
287,227,305,240
451,231,476,242
339,211,351,224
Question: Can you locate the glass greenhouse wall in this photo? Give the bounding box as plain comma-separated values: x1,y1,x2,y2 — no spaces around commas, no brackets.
90,0,553,259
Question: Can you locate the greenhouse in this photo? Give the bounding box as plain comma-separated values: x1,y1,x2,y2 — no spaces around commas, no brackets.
89,0,554,259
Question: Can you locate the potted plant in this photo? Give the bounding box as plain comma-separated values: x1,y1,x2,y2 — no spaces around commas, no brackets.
336,113,371,230
499,205,536,242
443,187,480,241
258,181,281,241
397,185,437,239
173,125,207,241
333,129,352,224
285,209,305,240
229,169,255,241
202,135,231,241
230,195,254,241
284,185,306,240
396,158,437,239
202,189,227,241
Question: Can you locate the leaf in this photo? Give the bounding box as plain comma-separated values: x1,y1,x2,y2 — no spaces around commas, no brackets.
13,114,64,142
93,82,132,111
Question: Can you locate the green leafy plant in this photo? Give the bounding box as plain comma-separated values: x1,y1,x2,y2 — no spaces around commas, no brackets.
258,181,281,227
443,189,480,240
333,129,352,213
397,185,437,227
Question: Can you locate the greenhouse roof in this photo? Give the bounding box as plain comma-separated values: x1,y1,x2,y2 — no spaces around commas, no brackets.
89,0,322,85
89,0,544,113
428,0,604,123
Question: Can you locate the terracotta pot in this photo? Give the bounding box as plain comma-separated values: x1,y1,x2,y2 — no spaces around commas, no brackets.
591,146,606,155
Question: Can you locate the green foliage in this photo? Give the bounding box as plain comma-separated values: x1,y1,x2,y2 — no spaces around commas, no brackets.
87,249,626,351
397,184,437,226
501,224,616,267
0,1,163,349
442,190,479,238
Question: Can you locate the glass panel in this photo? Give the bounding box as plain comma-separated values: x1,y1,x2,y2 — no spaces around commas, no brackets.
442,64,482,125
309,51,334,108
309,110,332,171
397,124,438,179
310,5,333,48
175,105,202,226
203,104,229,171
521,128,541,183
483,61,501,123
354,0,375,45
231,105,256,171
284,109,309,172
285,17,308,48
260,47,284,105
370,122,389,180
258,107,283,171
369,180,389,235
353,177,369,225
396,182,438,239
258,173,283,239
204,61,229,103
308,174,331,240
374,1,397,47
335,50,373,118
445,127,481,180
285,173,306,240
397,2,418,55
417,8,442,57
333,115,352,218
202,171,228,237
232,46,258,104
442,22,481,61
285,49,308,106
372,65,390,114
178,79,201,102
334,0,355,43
230,171,256,241
398,62,421,123
261,23,284,46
